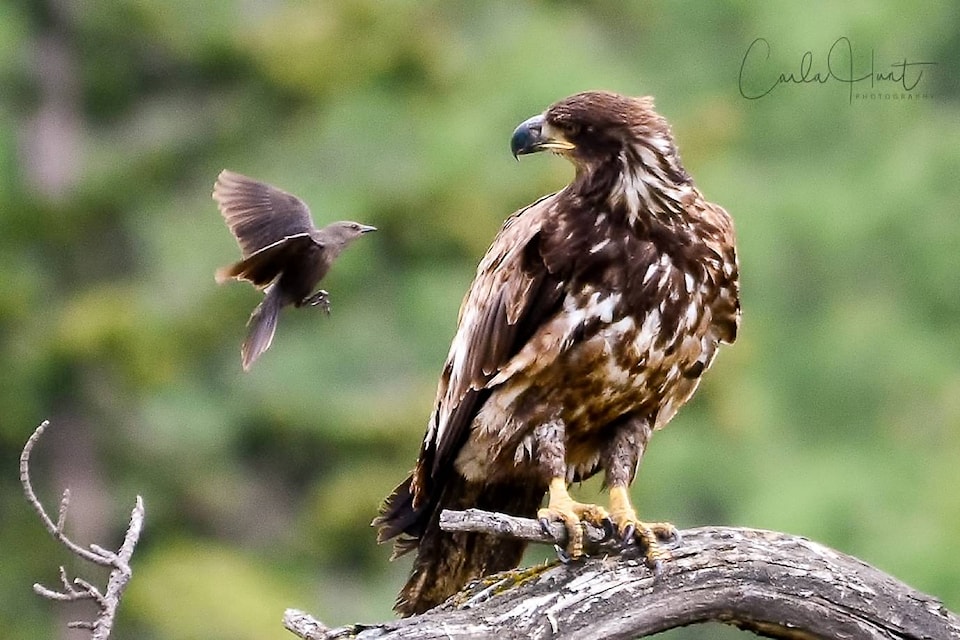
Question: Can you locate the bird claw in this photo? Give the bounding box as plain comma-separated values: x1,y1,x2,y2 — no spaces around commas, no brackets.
538,479,611,560
661,527,682,547
303,290,331,314
646,521,681,546
599,515,617,542
601,516,616,541
647,555,664,577
539,517,554,538
539,518,574,563
618,521,677,576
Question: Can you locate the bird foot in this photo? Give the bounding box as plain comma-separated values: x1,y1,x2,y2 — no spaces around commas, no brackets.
537,478,612,559
608,486,679,575
616,519,679,575
302,290,331,314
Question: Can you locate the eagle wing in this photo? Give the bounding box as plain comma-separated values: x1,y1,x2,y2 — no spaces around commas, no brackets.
411,194,565,504
213,170,316,258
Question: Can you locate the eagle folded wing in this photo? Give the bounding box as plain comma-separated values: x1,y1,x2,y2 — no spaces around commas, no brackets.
412,195,566,502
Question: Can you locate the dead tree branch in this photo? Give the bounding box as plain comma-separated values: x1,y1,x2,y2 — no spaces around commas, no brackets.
439,507,614,550
285,508,960,640
20,420,145,640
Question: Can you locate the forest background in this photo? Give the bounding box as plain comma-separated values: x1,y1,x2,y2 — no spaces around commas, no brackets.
1,2,958,638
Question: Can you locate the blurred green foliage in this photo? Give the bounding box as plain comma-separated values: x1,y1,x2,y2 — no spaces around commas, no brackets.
1,1,958,638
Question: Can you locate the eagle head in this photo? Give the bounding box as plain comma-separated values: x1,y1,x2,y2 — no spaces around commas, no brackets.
511,91,674,168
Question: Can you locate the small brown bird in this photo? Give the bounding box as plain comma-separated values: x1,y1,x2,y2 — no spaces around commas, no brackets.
213,170,376,371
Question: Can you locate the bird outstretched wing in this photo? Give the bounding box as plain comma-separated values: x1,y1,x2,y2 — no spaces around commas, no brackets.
213,170,316,258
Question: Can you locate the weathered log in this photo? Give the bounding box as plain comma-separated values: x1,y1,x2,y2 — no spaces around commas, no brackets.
284,509,960,640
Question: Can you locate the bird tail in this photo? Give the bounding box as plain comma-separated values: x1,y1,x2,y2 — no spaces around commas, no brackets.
375,473,546,616
241,284,282,371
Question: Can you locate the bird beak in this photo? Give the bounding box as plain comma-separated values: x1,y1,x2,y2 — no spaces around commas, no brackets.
359,224,377,234
510,114,575,158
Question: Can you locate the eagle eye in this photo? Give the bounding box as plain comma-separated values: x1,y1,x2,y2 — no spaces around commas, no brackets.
558,121,581,137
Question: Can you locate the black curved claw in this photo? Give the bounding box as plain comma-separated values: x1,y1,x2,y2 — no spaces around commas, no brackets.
621,523,636,546
663,528,683,546
539,517,554,539
647,555,664,577
600,517,616,541
554,544,572,564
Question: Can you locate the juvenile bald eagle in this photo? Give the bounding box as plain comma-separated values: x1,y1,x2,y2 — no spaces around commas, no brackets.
375,91,740,616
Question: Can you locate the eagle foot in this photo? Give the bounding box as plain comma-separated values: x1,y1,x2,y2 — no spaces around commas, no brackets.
302,289,331,314
621,521,678,576
620,521,680,546
608,485,679,575
538,478,610,559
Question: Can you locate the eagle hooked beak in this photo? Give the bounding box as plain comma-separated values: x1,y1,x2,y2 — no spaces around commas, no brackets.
510,114,576,159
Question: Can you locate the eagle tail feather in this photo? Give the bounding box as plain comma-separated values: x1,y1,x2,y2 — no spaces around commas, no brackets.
373,475,427,558
381,475,545,617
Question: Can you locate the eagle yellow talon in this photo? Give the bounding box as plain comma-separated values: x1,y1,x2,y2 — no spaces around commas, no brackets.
538,477,610,558
609,485,678,572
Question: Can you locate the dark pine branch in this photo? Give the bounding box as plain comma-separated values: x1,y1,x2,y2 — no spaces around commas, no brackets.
284,509,960,640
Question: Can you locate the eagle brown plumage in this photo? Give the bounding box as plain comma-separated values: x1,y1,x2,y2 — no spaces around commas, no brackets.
374,91,741,616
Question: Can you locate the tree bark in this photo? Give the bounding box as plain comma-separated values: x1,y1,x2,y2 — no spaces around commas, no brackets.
284,510,960,640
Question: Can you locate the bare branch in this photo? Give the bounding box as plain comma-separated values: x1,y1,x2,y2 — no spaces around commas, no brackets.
20,421,108,566
439,507,612,549
285,510,960,640
283,609,333,639
33,579,81,601
56,488,70,532
21,420,145,639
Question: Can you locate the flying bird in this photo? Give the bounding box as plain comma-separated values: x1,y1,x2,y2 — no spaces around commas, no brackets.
213,170,376,371
374,91,740,615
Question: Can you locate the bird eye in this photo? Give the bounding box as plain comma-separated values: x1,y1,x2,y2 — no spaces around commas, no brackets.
558,121,580,137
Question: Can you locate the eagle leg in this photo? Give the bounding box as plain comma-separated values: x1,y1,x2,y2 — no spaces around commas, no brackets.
300,289,331,314
537,477,610,558
608,485,679,574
